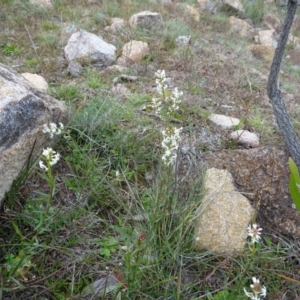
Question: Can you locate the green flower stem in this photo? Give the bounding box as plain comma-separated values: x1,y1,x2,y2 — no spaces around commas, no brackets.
34,158,55,235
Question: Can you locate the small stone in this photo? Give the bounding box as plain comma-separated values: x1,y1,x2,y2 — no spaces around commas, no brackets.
120,74,138,81
111,84,130,97
21,73,49,94
121,40,150,63
208,114,240,129
228,16,254,38
100,65,127,76
129,11,164,30
105,18,126,34
67,61,84,77
29,0,53,8
258,30,275,47
229,130,260,148
175,36,191,46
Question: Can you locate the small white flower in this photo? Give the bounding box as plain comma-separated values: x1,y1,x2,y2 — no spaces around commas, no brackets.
152,97,162,114
39,160,47,171
247,224,262,244
244,277,267,300
39,148,60,171
42,122,64,138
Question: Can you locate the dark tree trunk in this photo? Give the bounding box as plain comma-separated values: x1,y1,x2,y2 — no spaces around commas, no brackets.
267,0,300,169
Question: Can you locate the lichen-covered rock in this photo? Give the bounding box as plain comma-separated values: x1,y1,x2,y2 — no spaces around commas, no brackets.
195,168,256,254
64,30,116,69
0,63,68,206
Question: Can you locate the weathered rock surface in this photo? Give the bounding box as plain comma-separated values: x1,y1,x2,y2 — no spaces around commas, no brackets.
258,30,276,47
228,16,254,38
195,168,256,254
67,61,84,77
247,44,275,61
129,11,164,30
229,130,260,148
0,63,68,206
203,146,300,240
64,30,116,69
120,40,150,63
222,0,245,16
21,73,49,94
208,113,240,129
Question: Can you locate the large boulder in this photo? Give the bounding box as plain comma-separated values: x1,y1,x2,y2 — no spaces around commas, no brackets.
203,147,300,240
0,63,68,206
64,30,116,69
195,168,256,254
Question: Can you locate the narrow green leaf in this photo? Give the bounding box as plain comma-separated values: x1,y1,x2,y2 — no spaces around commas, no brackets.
289,174,300,211
289,157,300,184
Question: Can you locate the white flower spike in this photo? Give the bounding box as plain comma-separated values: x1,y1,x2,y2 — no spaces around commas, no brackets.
161,127,182,166
244,277,267,300
247,224,262,244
